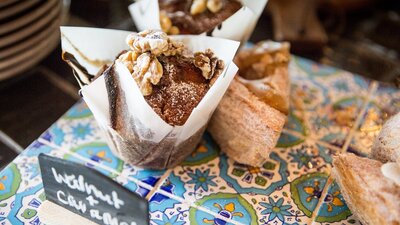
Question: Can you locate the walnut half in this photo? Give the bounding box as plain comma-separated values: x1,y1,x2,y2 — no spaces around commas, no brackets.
132,53,163,96
126,30,169,56
194,49,224,80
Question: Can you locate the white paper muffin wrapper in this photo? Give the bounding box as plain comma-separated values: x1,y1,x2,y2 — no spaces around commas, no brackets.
60,27,239,168
128,0,268,43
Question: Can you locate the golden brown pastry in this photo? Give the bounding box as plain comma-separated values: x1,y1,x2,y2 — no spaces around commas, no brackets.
332,153,400,225
208,41,290,166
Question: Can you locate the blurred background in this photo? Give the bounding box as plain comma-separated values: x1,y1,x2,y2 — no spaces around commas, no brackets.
0,0,399,168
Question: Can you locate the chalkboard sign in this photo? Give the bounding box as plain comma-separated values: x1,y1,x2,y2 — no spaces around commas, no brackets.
38,154,149,225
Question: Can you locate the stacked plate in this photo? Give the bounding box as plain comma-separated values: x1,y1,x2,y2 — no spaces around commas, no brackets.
0,0,67,80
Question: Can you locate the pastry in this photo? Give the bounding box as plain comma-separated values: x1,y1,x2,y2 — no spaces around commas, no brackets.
332,153,400,225
208,41,290,166
234,41,291,114
371,112,400,165
158,0,242,35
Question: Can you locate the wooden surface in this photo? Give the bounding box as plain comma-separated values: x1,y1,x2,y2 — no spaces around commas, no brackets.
38,201,99,225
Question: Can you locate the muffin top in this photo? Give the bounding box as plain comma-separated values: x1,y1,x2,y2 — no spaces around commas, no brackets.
159,0,242,35
117,30,224,125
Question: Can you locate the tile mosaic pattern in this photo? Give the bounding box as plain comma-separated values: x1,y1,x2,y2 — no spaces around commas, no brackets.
288,57,372,147
0,57,399,225
349,82,400,156
312,181,360,225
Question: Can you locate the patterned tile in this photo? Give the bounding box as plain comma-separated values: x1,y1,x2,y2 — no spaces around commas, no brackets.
47,139,164,191
58,141,156,196
39,100,104,148
155,133,335,224
282,113,308,137
149,192,238,225
39,100,165,191
15,141,66,191
2,56,400,225
312,181,361,225
149,192,191,225
350,82,400,156
0,141,58,225
248,174,329,225
289,57,372,147
2,183,45,225
0,140,154,225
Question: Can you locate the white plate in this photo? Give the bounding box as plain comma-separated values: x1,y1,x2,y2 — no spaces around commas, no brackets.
0,19,59,70
0,0,57,35
0,1,60,48
0,24,60,80
0,0,42,21
0,0,18,8
0,17,59,59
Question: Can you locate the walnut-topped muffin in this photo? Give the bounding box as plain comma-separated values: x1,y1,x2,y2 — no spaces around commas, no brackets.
158,0,242,35
61,27,239,169
117,30,224,125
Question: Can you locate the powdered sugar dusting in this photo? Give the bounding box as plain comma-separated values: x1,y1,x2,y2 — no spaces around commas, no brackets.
144,55,209,126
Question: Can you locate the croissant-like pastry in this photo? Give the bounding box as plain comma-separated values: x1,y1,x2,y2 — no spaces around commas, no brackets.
208,41,290,166
332,153,400,225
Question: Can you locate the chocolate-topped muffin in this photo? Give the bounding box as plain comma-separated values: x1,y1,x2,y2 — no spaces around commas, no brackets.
117,30,224,126
159,0,242,35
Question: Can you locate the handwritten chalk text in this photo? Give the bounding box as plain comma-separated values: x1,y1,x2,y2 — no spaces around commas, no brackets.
51,167,124,209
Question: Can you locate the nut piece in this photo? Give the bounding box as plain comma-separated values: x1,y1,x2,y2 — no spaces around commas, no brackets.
159,12,180,35
190,0,207,15
163,41,184,56
207,0,223,13
194,49,224,79
139,80,153,96
121,30,187,95
147,57,163,85
117,51,140,73
140,58,164,96
127,30,169,56
132,53,164,96
118,51,134,73
160,12,172,33
126,30,182,56
194,52,211,79
168,26,180,35
132,53,151,85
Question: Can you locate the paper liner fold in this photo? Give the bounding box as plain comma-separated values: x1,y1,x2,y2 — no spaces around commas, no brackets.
129,0,268,43
61,27,239,169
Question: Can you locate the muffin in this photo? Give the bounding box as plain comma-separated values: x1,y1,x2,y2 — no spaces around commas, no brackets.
61,27,239,169
129,0,268,42
158,0,242,35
